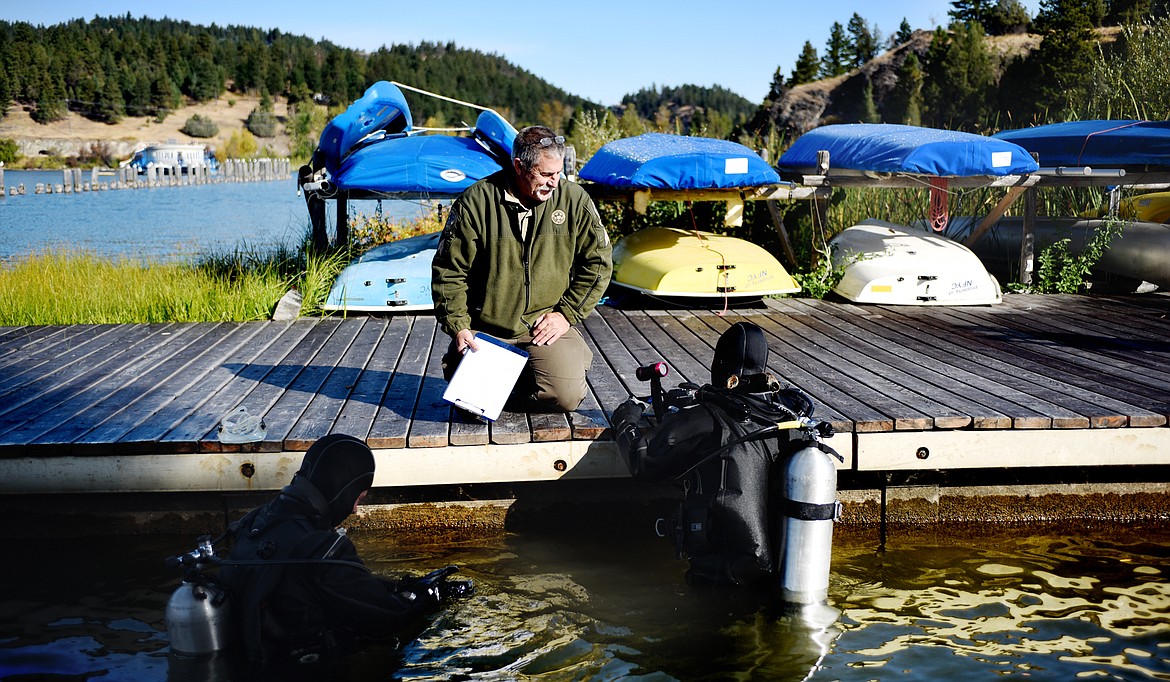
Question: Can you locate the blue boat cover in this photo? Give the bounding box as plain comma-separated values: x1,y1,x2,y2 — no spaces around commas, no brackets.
778,123,1039,177
579,133,783,189
333,134,505,195
318,81,413,175
993,120,1170,168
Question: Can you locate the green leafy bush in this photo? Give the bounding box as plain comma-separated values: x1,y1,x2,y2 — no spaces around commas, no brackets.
0,138,20,164
1035,219,1123,293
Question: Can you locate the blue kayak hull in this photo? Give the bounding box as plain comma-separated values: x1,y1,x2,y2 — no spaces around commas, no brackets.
323,232,439,312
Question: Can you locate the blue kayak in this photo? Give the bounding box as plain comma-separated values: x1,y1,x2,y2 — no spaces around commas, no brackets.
317,81,413,176
334,134,507,195
994,120,1170,168
322,232,440,312
580,133,782,189
331,108,518,196
778,123,1039,177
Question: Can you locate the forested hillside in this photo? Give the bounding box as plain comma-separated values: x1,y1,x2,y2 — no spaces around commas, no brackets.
0,15,598,126
3,0,1170,169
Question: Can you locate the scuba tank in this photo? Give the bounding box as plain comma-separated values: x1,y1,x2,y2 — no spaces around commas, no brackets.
165,536,234,656
778,443,841,604
166,580,233,655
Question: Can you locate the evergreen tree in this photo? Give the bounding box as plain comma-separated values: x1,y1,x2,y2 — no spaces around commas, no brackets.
30,62,67,124
1023,0,1096,120
0,66,11,120
893,19,914,46
986,0,1032,34
821,22,850,77
790,41,820,85
922,22,994,130
1105,0,1150,23
949,0,995,26
91,76,124,123
846,13,879,67
887,52,924,125
858,78,879,123
766,66,786,102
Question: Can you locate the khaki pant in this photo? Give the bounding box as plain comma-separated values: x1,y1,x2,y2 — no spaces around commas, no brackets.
442,327,592,412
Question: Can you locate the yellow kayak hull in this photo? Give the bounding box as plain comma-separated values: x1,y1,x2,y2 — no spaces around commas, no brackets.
611,227,800,298
1120,191,1170,224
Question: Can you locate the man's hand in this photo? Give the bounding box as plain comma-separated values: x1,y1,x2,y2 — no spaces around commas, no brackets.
455,329,479,353
530,311,569,346
612,396,649,426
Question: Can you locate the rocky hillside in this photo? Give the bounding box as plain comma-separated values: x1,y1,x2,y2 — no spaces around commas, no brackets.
758,29,1045,136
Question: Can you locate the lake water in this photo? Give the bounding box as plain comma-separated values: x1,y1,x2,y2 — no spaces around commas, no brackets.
0,520,1166,681
0,170,431,263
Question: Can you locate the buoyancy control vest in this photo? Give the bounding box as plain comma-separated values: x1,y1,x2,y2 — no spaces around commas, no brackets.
217,476,353,662
667,387,815,586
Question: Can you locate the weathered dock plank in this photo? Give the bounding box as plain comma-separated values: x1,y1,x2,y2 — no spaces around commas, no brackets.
256,318,364,451
3,294,1170,495
72,322,277,450
0,323,212,449
405,318,452,448
913,302,1169,426
128,320,317,448
368,316,433,449
787,298,1077,429
186,319,340,452
285,317,388,450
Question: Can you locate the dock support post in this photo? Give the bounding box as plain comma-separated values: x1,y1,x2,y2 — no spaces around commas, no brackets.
299,163,329,252
336,195,349,247
765,200,799,268
1020,186,1037,286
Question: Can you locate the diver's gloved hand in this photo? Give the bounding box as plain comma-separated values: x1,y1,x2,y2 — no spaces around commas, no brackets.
437,577,474,601
398,566,470,608
612,396,649,426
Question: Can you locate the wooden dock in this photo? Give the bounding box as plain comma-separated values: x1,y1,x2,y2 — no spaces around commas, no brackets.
2,293,1170,494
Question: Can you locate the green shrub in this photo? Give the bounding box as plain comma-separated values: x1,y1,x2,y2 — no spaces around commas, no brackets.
0,138,19,164
245,107,277,138
181,113,219,138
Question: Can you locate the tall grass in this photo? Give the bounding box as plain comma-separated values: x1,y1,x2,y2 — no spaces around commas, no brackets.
0,210,442,325
0,250,292,325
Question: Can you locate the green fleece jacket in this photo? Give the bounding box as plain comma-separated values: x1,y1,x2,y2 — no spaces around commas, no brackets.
431,171,613,339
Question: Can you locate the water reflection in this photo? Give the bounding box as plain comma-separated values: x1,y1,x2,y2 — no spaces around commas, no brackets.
831,528,1170,681
0,525,1166,680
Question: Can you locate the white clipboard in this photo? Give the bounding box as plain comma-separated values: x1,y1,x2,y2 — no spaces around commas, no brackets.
442,333,529,421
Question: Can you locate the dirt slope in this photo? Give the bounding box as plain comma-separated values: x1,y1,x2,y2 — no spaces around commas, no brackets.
0,93,291,161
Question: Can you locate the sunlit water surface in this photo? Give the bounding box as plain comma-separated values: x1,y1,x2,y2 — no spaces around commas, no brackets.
0,170,431,263
0,522,1166,681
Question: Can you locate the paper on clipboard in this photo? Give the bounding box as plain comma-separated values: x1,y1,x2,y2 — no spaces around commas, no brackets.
442,333,529,421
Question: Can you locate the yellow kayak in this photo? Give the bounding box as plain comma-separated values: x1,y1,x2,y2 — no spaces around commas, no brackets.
611,226,800,298
1120,191,1170,224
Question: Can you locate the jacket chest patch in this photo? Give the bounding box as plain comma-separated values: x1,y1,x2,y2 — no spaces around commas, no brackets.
548,209,568,234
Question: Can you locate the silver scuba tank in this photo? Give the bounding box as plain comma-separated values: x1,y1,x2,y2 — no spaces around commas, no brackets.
778,443,840,603
166,579,233,655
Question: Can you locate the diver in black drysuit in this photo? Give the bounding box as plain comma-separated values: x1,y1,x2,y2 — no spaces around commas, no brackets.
612,322,816,586
218,433,469,664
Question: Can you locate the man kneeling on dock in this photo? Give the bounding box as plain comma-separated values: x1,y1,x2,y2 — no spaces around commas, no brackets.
432,125,612,412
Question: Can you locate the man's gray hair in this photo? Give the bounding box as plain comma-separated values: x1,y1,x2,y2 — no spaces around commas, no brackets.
513,125,565,170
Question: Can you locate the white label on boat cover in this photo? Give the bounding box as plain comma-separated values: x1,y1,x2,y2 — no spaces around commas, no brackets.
440,169,467,182
725,157,749,175
990,151,1012,168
